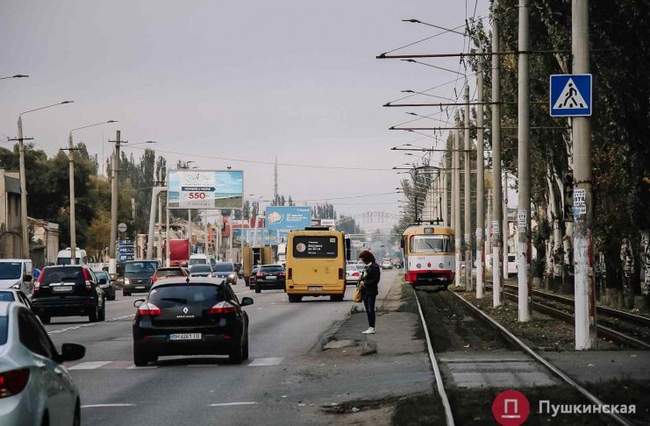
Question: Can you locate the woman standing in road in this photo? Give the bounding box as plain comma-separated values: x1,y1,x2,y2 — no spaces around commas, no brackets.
358,250,380,335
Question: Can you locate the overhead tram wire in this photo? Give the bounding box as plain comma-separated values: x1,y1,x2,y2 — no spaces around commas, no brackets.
124,145,392,172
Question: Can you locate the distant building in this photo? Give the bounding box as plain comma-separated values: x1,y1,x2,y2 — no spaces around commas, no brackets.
29,218,60,266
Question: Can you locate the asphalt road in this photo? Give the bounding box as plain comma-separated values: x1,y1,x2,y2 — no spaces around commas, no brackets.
45,279,360,426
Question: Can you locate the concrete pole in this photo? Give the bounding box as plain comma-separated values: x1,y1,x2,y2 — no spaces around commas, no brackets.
487,188,493,273
453,116,462,287
464,84,472,292
204,214,209,255
503,171,510,280
146,187,165,259
16,116,29,259
188,209,192,253
68,132,77,264
442,170,448,225
109,130,121,274
491,4,503,307
157,194,162,261
476,61,485,299
165,206,170,267
517,0,531,322
572,0,596,350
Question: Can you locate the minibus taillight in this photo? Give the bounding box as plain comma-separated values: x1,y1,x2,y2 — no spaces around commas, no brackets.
338,268,344,280
287,268,292,280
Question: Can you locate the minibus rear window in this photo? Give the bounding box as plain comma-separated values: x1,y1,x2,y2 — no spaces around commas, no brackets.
292,236,338,258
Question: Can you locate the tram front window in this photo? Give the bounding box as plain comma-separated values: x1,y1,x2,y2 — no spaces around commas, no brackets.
410,235,453,253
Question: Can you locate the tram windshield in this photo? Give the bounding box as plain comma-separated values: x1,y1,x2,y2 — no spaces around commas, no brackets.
410,235,453,253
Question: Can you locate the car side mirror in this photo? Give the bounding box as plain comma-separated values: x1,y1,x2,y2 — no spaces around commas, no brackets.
133,299,145,308
24,274,32,282
58,343,85,363
241,297,254,307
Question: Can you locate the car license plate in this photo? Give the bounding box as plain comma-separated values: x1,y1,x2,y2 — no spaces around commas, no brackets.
266,275,277,280
135,286,145,289
52,285,73,293
169,333,202,341
308,286,322,291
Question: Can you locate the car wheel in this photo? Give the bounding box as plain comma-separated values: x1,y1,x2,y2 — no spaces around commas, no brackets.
108,289,116,301
254,284,261,294
73,400,80,426
89,305,99,323
243,334,249,361
41,410,49,426
98,305,106,322
133,344,155,367
288,294,302,303
123,290,130,297
331,294,344,302
228,338,244,364
39,314,51,324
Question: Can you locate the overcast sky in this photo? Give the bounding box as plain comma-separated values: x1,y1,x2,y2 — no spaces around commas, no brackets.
0,0,489,225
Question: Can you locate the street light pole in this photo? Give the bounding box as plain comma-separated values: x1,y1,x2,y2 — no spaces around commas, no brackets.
453,114,462,286
15,100,73,259
572,0,596,350
109,130,122,274
476,58,486,299
517,0,532,322
464,84,472,292
491,3,503,307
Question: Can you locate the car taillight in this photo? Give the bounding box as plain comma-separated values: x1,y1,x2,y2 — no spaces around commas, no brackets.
352,272,360,277
152,275,158,284
209,301,237,315
0,369,30,398
82,268,92,289
136,303,161,317
288,268,292,280
256,272,263,278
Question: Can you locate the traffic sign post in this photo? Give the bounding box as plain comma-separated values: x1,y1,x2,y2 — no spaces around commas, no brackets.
549,74,592,117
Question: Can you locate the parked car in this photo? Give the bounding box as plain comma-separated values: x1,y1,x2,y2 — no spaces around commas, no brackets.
31,265,106,324
188,264,214,278
0,289,32,308
0,259,34,295
0,301,85,425
247,265,260,287
131,278,253,365
94,270,116,301
345,263,363,285
122,260,158,296
152,266,188,285
188,253,209,266
253,264,286,293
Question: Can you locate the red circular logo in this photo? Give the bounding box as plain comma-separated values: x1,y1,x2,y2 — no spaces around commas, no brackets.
492,390,530,426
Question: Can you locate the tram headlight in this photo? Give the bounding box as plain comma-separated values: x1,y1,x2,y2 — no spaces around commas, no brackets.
416,263,421,268
439,263,444,268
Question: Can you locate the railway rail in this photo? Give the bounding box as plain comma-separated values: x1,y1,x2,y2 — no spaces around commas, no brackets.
413,287,633,426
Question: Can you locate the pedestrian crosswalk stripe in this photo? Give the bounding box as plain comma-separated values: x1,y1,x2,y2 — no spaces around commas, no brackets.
69,361,112,370
248,357,284,366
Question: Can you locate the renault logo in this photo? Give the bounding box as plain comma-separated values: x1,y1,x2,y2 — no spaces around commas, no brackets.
182,307,189,314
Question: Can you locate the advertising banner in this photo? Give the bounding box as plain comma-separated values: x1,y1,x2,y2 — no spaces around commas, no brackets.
167,170,243,209
265,206,311,231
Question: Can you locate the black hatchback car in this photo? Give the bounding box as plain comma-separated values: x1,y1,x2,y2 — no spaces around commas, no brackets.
253,264,286,293
132,278,253,366
31,265,106,324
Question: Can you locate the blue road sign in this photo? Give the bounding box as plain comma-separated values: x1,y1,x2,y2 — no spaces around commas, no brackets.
549,74,592,117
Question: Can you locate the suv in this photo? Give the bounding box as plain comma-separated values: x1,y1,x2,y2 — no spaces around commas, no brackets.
31,265,106,324
132,278,253,365
122,260,158,296
254,264,285,293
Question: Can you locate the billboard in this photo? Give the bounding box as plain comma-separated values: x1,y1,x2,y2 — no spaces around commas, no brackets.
167,170,243,209
265,206,311,231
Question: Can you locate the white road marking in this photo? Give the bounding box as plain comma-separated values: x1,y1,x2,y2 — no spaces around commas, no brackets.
47,314,134,336
81,404,136,408
127,365,158,369
209,402,258,407
248,357,283,367
69,361,112,370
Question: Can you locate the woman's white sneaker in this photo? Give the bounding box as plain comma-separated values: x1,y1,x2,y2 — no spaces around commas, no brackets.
361,327,375,334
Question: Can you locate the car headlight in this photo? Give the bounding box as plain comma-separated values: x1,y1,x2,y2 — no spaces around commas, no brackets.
124,278,130,285
228,273,236,279
11,283,20,289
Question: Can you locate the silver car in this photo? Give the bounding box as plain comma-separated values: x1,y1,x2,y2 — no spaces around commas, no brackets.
0,301,85,426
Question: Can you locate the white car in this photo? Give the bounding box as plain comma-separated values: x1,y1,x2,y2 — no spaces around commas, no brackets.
0,301,85,426
345,263,363,285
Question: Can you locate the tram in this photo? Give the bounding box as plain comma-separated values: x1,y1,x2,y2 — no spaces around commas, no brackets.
401,223,455,287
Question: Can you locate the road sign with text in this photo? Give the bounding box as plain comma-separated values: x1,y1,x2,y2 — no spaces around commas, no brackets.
549,74,592,117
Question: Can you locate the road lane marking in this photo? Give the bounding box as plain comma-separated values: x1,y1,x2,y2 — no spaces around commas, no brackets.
82,404,136,408
127,365,158,369
47,314,134,336
209,402,258,407
69,361,112,370
248,357,283,367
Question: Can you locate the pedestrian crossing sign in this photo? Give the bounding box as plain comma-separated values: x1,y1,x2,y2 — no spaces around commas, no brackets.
549,74,592,117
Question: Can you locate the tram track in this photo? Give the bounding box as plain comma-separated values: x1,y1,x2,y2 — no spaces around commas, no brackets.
413,287,634,426
496,283,650,350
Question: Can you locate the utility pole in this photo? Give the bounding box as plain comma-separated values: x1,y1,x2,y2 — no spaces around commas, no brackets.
503,171,510,280
572,0,596,350
188,209,192,253
16,117,30,259
464,84,472,291
491,2,503,307
274,156,278,202
67,132,77,264
517,0,531,322
109,130,121,274
453,115,462,286
476,59,485,299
